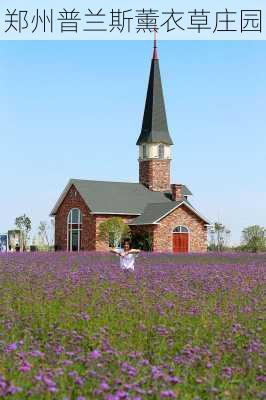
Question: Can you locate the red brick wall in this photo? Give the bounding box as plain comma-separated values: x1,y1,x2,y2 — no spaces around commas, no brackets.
139,159,171,192
54,185,96,251
171,184,184,201
153,204,208,252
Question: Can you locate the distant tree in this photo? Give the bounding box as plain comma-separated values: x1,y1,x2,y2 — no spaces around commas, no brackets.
37,220,55,250
15,214,32,251
98,217,131,248
209,222,231,251
38,221,50,248
242,225,266,253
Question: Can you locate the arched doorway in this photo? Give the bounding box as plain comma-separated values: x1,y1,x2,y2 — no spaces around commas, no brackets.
173,226,189,253
67,208,82,251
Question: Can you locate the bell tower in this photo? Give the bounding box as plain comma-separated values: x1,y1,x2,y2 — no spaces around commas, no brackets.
137,37,173,192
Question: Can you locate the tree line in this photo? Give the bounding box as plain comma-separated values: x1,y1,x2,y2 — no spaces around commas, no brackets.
209,222,266,253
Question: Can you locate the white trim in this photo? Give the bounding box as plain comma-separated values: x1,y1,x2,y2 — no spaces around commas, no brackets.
173,225,190,233
153,201,211,225
128,222,159,226
129,202,210,226
67,208,82,252
50,180,73,216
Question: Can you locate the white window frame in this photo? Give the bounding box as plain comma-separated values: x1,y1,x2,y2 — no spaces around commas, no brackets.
67,208,82,252
173,225,189,233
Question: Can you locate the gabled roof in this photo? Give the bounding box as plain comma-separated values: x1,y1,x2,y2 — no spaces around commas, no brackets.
50,179,209,224
136,42,173,146
129,200,211,226
128,201,183,225
50,179,174,216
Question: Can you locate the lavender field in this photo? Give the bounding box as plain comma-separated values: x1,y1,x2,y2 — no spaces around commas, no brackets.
0,252,265,399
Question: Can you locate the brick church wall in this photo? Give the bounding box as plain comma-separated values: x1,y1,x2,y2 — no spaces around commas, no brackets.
54,185,96,251
139,160,171,192
153,204,208,252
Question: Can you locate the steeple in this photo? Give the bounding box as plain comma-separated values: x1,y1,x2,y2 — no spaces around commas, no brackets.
136,38,173,146
153,32,158,60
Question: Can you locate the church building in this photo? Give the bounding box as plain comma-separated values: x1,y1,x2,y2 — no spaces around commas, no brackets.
51,41,210,252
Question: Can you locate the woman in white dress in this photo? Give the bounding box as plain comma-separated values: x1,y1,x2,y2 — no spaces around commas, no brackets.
111,240,140,271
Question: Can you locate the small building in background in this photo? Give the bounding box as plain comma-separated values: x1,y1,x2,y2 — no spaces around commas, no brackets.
8,230,22,252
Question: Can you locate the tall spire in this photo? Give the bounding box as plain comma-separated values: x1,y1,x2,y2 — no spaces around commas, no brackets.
153,31,158,60
136,37,173,146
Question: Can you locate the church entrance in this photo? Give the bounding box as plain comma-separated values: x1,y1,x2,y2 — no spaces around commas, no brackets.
173,226,189,253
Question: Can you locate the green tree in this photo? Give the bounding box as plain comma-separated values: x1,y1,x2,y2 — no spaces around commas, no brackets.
209,222,230,251
132,232,153,251
242,225,266,253
15,214,32,251
98,217,131,248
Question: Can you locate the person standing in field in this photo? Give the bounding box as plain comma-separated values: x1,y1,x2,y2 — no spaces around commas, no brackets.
110,239,140,271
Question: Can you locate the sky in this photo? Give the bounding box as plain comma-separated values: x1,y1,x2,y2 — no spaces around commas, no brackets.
0,40,266,245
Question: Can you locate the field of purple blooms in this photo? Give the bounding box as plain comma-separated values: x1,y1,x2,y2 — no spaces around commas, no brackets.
0,252,265,399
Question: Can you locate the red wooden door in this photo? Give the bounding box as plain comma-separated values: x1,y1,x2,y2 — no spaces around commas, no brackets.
173,233,189,253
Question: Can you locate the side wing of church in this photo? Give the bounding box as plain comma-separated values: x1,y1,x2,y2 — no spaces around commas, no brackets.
50,41,210,253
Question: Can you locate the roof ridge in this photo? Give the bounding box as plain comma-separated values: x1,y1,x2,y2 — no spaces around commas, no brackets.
71,178,141,185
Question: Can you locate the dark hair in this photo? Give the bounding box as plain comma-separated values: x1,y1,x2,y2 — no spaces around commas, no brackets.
123,239,132,249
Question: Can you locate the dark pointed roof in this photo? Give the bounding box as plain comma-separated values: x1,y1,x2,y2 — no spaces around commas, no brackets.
136,39,173,146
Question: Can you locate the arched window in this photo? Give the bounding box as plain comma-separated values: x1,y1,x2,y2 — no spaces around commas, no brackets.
67,208,82,251
158,144,164,159
173,226,189,233
143,144,147,159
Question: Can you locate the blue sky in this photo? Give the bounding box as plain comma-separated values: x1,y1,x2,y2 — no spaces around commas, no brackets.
0,40,265,244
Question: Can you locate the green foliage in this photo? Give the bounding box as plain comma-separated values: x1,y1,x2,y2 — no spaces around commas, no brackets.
132,232,153,251
15,214,32,251
98,217,131,248
242,225,266,252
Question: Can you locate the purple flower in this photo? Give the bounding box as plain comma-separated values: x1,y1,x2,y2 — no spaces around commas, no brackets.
160,390,176,399
18,360,31,373
222,367,233,378
90,350,101,359
100,381,109,391
5,342,17,352
256,376,266,382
